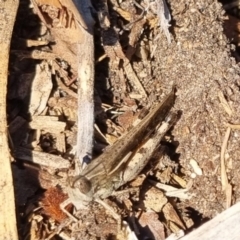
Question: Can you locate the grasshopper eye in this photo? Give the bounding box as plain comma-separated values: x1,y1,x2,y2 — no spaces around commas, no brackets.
72,176,92,194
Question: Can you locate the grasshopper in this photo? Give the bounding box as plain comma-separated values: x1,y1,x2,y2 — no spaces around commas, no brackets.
61,88,177,220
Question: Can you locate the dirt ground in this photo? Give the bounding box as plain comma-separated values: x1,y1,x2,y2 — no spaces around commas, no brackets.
8,0,240,239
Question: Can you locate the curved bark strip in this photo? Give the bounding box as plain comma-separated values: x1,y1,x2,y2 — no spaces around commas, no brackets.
0,0,19,238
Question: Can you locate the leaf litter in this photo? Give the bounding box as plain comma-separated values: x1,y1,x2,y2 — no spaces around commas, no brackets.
8,0,240,239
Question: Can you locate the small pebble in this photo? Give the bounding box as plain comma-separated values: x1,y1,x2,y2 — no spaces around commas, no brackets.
189,159,203,176
190,173,197,179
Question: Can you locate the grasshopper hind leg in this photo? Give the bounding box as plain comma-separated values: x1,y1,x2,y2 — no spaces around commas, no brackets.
95,198,122,231
60,198,79,222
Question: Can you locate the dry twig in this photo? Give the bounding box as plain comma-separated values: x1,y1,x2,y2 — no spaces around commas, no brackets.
220,127,232,208
72,0,95,170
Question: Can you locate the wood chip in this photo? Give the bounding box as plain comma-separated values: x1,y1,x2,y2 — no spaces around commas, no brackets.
29,116,66,133
15,147,71,169
138,211,165,240
29,61,53,115
55,132,66,152
171,174,187,188
162,203,185,231
143,187,167,212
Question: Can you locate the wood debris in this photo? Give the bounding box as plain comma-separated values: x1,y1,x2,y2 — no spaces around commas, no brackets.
4,0,240,239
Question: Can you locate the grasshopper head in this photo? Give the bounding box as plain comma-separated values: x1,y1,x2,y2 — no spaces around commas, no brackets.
70,175,92,194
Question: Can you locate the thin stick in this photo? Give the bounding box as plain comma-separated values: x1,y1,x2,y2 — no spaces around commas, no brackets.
226,123,240,129
220,127,231,191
